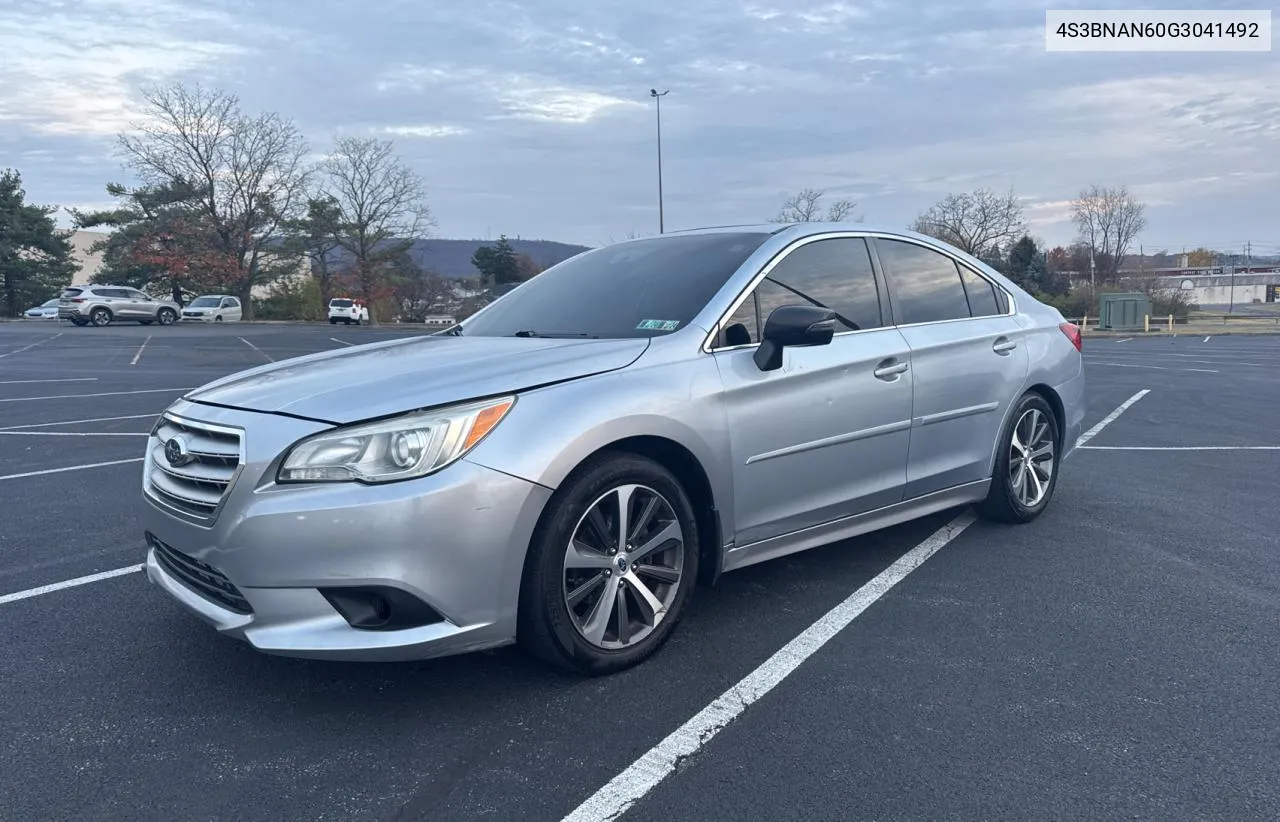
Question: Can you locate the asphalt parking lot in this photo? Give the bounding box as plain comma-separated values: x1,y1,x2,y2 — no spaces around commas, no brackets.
2,320,1278,821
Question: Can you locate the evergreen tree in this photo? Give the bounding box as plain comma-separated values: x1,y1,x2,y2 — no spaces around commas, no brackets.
0,169,77,317
471,235,521,286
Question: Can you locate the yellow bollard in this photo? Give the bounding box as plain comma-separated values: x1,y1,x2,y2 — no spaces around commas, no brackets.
1143,314,1150,333
1168,314,1174,333
1082,314,1088,331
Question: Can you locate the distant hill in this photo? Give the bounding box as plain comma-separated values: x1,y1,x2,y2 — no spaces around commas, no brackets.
324,238,593,280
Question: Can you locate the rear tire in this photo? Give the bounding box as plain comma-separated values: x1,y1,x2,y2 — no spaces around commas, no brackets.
71,318,88,327
977,392,1060,524
518,453,699,675
156,308,177,326
89,308,112,327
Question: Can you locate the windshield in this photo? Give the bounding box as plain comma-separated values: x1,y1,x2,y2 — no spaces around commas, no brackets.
331,299,353,308
458,232,772,339
42,299,58,307
189,297,220,307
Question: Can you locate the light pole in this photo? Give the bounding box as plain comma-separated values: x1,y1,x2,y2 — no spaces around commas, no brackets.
649,88,668,233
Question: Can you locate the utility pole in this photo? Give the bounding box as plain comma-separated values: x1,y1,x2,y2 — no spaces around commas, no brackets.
649,89,669,234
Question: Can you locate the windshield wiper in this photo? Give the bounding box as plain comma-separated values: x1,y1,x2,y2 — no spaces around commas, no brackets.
512,330,598,338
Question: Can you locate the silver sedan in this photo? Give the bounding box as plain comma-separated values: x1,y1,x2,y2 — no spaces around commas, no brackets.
141,223,1085,674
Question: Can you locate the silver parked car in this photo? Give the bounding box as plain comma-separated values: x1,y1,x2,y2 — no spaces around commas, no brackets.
59,285,180,327
141,224,1085,674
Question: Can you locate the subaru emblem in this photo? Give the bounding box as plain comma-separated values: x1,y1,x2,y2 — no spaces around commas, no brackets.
164,435,193,467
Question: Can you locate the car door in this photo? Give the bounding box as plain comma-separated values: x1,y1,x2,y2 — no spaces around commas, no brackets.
712,235,915,548
872,237,1030,500
96,288,134,318
221,298,242,321
124,289,154,320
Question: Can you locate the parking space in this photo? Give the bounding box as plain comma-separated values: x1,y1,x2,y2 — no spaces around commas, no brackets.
1,322,1278,821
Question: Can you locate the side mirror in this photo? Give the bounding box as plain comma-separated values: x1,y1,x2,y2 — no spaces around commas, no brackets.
753,304,838,371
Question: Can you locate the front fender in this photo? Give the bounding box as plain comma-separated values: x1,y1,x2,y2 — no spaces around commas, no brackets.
463,353,735,540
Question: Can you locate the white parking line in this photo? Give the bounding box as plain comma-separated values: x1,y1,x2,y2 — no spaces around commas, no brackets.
130,335,152,365
1081,445,1280,451
0,332,64,359
0,431,147,437
240,337,275,361
561,511,978,822
0,458,144,481
1204,336,1211,342
0,564,144,607
0,387,190,403
1075,389,1149,449
0,413,157,431
0,378,97,385
1088,361,1218,373
1115,338,1131,343
330,337,355,346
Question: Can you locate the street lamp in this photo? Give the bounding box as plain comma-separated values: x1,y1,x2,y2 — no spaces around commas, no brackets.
649,88,669,234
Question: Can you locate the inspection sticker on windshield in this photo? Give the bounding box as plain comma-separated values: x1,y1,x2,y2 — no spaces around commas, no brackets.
636,319,680,331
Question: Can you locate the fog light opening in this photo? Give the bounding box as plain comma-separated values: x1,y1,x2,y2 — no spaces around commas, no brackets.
319,586,446,631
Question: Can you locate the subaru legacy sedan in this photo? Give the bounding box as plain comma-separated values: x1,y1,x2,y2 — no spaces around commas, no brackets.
142,223,1085,675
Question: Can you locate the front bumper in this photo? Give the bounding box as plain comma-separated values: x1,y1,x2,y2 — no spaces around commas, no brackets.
142,398,553,661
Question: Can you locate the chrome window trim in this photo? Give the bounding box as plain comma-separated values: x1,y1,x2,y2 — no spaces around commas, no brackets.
701,230,1017,354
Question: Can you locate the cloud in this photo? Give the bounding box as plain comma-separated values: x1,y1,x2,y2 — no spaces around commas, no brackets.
379,125,471,138
1,0,1274,253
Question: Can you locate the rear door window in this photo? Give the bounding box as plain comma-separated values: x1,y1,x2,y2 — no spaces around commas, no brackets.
874,239,972,325
957,265,1001,318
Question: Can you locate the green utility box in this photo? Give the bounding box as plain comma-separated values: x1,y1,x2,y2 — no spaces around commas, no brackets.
1097,293,1152,331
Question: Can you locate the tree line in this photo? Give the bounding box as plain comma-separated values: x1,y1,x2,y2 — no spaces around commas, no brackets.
0,83,558,322
0,80,1175,322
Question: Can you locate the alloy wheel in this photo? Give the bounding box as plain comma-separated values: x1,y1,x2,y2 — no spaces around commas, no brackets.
562,483,685,650
1009,408,1055,507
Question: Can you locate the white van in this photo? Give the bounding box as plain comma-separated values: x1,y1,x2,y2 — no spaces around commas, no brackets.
328,298,369,325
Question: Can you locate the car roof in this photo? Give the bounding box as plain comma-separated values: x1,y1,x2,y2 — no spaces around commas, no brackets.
663,221,949,243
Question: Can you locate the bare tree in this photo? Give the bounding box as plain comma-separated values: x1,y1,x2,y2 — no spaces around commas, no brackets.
1070,184,1147,283
321,136,433,324
910,187,1026,257
772,188,860,223
117,83,311,318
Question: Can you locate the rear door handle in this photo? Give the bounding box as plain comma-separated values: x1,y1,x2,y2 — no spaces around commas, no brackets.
993,338,1017,354
873,360,909,380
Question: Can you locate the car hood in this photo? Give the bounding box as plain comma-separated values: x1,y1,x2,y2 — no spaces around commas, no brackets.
184,335,649,424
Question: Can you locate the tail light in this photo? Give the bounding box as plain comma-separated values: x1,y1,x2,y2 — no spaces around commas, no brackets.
1059,322,1082,352
71,298,85,303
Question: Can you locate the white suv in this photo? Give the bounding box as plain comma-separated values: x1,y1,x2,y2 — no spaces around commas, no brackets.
328,298,368,325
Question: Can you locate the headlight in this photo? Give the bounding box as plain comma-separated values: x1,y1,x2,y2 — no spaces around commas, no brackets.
277,396,515,484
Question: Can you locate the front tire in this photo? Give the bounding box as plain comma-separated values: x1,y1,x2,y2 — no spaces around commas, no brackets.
518,453,699,675
977,392,1060,524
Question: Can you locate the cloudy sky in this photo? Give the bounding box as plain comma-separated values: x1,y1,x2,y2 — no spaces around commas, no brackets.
1,0,1276,255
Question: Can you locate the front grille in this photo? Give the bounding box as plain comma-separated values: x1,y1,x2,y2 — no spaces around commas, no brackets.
144,413,243,524
149,534,252,614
